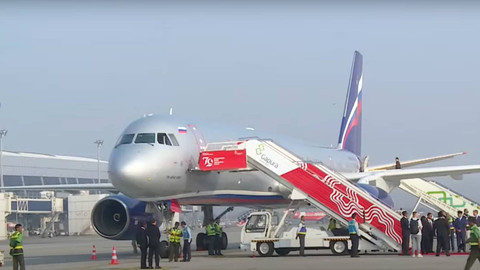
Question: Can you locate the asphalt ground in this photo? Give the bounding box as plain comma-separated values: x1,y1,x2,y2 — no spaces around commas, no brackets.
0,228,475,270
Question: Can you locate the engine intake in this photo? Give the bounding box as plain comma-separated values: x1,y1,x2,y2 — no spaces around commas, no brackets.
91,195,148,240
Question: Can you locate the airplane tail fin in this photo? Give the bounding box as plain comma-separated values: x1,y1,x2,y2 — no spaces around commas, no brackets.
338,51,363,157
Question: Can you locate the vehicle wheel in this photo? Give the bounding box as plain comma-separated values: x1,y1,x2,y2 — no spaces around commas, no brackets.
159,240,169,258
256,242,274,257
275,248,290,256
221,232,228,250
196,233,206,250
330,240,348,255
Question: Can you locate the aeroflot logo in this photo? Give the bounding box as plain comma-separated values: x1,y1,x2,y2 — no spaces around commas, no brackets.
256,144,279,169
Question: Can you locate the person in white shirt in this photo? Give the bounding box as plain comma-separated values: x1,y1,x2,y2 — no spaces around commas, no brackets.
411,211,423,258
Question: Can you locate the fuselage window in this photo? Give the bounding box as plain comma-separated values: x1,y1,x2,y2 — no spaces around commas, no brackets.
135,133,155,144
168,133,179,146
157,133,172,146
116,134,135,147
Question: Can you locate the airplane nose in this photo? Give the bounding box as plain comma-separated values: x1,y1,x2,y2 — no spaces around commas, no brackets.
109,148,153,197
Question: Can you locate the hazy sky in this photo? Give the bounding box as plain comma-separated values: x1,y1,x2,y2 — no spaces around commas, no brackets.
1,1,479,201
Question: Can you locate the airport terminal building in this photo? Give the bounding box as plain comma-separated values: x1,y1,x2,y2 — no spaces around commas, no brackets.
2,151,108,196
1,151,109,238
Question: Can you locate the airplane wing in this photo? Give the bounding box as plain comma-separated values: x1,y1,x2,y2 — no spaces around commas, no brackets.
366,152,467,171
345,164,480,183
1,183,117,191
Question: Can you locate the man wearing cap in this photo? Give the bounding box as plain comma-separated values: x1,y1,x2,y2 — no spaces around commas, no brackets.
10,224,25,270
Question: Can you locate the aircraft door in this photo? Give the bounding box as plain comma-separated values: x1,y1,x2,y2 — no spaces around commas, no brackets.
188,124,207,152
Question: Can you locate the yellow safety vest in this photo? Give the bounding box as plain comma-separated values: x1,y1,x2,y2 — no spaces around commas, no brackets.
9,231,23,256
215,223,223,236
170,228,181,243
206,224,216,236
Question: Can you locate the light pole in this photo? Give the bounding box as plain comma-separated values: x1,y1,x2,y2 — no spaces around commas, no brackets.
0,129,7,191
94,139,104,184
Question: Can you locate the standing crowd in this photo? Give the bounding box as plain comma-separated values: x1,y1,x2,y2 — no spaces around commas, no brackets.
135,219,193,269
400,209,480,270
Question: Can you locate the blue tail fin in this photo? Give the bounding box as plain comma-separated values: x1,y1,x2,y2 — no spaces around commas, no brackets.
338,51,363,157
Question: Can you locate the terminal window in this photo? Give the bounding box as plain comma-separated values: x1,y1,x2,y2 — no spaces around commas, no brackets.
43,177,60,185
67,178,78,184
24,176,42,186
3,175,23,186
78,178,94,184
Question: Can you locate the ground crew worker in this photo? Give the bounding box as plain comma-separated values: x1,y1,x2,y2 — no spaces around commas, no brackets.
464,216,480,270
349,213,360,258
136,221,149,269
395,157,401,169
169,221,182,262
328,218,336,231
206,220,216,256
214,218,223,256
10,223,25,270
296,215,307,256
181,221,192,262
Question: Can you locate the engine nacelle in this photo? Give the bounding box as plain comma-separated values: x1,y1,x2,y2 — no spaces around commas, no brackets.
91,194,151,240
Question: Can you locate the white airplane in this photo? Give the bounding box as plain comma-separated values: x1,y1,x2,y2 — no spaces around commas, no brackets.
10,51,480,249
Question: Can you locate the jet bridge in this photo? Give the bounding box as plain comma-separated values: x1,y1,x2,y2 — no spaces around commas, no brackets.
199,139,402,252
399,178,480,217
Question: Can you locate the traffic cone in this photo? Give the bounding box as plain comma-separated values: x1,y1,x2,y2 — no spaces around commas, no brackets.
110,246,119,265
91,245,97,260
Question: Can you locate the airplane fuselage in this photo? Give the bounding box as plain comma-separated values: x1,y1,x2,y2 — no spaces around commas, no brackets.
109,115,360,206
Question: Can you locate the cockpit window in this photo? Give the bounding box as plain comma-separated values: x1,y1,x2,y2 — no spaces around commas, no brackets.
115,134,135,147
168,133,179,146
157,133,172,146
135,133,155,144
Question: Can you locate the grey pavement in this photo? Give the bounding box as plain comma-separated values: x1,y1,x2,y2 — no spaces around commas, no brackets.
0,232,475,270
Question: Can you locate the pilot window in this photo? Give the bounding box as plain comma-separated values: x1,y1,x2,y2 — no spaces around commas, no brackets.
135,133,155,144
116,134,135,147
168,133,179,146
157,133,172,146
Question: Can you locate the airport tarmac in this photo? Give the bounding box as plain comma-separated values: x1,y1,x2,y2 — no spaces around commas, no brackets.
0,231,473,270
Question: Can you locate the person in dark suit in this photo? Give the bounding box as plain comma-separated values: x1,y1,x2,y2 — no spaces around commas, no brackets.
420,216,428,254
400,210,410,255
425,212,435,253
434,211,451,256
147,219,161,269
473,210,480,227
136,222,149,269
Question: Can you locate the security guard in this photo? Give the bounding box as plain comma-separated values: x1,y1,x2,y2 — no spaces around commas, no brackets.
464,216,480,270
349,213,360,258
214,218,223,256
296,215,307,256
206,220,216,256
10,223,25,270
169,222,182,262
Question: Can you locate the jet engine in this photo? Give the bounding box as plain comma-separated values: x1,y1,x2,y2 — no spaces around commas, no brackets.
91,194,151,240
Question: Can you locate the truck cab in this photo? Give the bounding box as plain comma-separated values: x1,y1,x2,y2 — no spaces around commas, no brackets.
240,210,352,256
